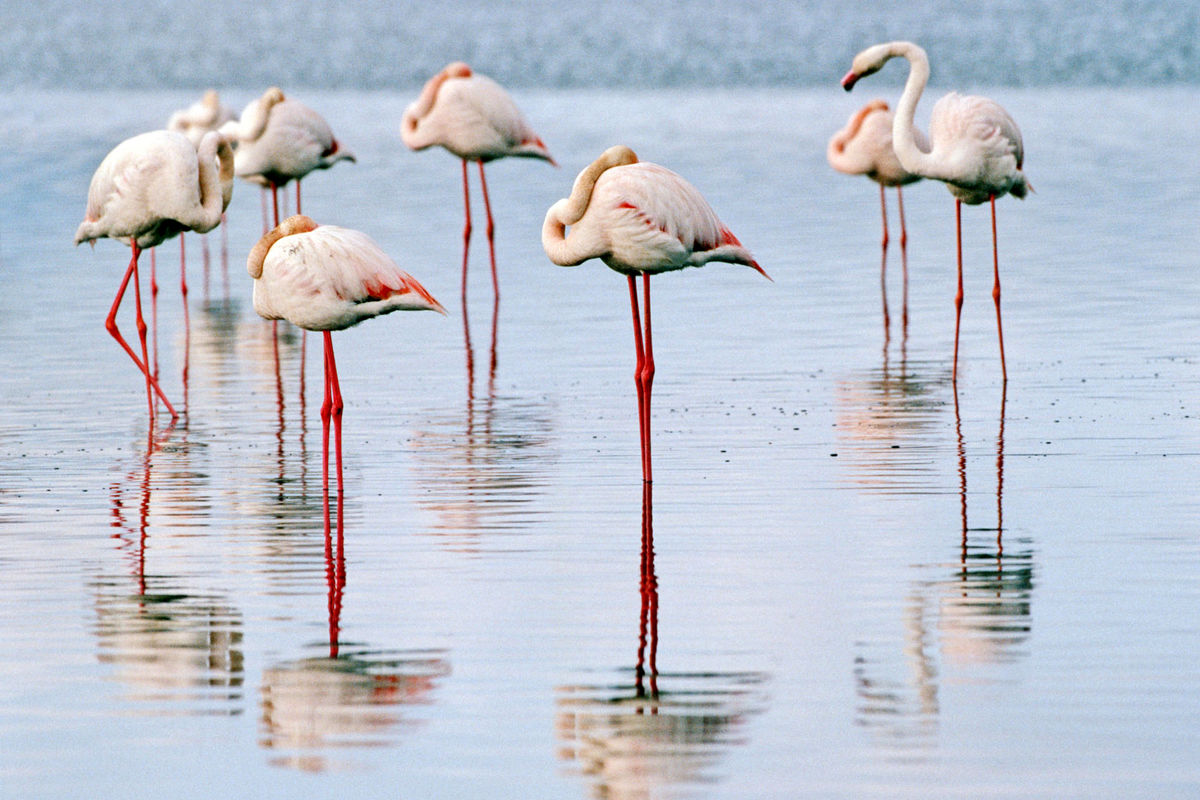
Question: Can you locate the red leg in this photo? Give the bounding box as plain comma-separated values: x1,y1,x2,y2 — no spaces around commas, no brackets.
271,181,280,228
295,179,302,216
180,233,190,411
879,185,890,334
106,244,176,419
953,199,964,385
149,247,160,385
477,161,499,303
628,275,647,482
319,332,337,541
460,159,472,309
990,195,1007,383
641,273,655,484
896,185,909,329
324,331,345,500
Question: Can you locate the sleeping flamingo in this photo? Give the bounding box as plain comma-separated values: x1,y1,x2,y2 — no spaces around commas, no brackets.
246,215,445,520
542,146,768,483
401,62,555,307
222,87,356,228
75,129,234,422
827,99,924,329
842,41,1029,383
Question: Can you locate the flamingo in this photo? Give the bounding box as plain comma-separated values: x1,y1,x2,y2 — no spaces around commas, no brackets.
168,88,237,299
827,99,925,329
246,215,445,526
222,87,356,228
401,62,556,306
842,41,1029,383
542,145,768,483
75,129,234,422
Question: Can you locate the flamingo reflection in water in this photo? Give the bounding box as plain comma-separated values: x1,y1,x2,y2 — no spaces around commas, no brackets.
555,484,769,797
102,425,244,713
854,386,1030,746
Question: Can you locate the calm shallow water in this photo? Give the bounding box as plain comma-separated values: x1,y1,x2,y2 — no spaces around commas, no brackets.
1,84,1198,798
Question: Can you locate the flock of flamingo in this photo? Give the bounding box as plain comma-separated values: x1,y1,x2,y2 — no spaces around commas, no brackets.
74,42,1029,498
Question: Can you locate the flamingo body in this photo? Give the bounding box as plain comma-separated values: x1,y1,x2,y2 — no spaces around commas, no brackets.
401,63,553,164
828,99,923,187
75,130,234,249
248,215,446,331
225,88,355,188
542,146,764,277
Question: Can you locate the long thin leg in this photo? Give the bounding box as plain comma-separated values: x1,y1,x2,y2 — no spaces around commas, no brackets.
180,233,190,412
460,159,473,308
271,181,280,228
324,331,345,499
641,273,655,485
628,276,647,482
295,179,302,216
896,185,910,330
220,212,230,298
320,331,333,538
953,199,964,385
477,161,499,303
149,248,159,384
106,244,177,419
990,195,1007,383
879,185,890,334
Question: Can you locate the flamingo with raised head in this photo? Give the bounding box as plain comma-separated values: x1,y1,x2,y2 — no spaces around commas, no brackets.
401,62,555,306
828,99,925,329
246,215,445,521
842,41,1029,383
542,145,768,483
75,129,234,422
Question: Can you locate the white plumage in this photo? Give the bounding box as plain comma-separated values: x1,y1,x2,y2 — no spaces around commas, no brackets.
248,215,445,331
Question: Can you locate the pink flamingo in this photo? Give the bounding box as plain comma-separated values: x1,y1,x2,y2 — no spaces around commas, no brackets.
842,41,1029,384
246,215,445,523
75,129,234,422
542,146,768,483
827,99,925,329
401,62,556,306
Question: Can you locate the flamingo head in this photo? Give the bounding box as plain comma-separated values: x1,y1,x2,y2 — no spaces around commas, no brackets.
247,214,318,279
841,43,896,91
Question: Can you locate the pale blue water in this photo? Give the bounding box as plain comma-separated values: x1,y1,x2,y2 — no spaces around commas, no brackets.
2,4,1200,799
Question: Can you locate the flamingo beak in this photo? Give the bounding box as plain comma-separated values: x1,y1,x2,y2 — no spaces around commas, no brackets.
841,71,859,91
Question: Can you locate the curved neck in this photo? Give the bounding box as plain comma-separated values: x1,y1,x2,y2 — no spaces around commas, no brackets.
889,43,941,178
247,214,318,278
402,62,472,139
194,132,229,229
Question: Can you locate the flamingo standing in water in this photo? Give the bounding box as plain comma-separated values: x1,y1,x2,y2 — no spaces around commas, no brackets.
827,99,925,330
842,41,1029,383
401,62,556,306
168,88,237,300
246,215,445,525
222,87,356,229
75,129,234,422
542,146,768,483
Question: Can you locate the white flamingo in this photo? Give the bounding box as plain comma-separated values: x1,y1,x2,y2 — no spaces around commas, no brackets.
842,41,1029,383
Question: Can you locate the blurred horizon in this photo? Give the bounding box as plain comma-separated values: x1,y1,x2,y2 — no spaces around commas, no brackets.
3,0,1197,91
